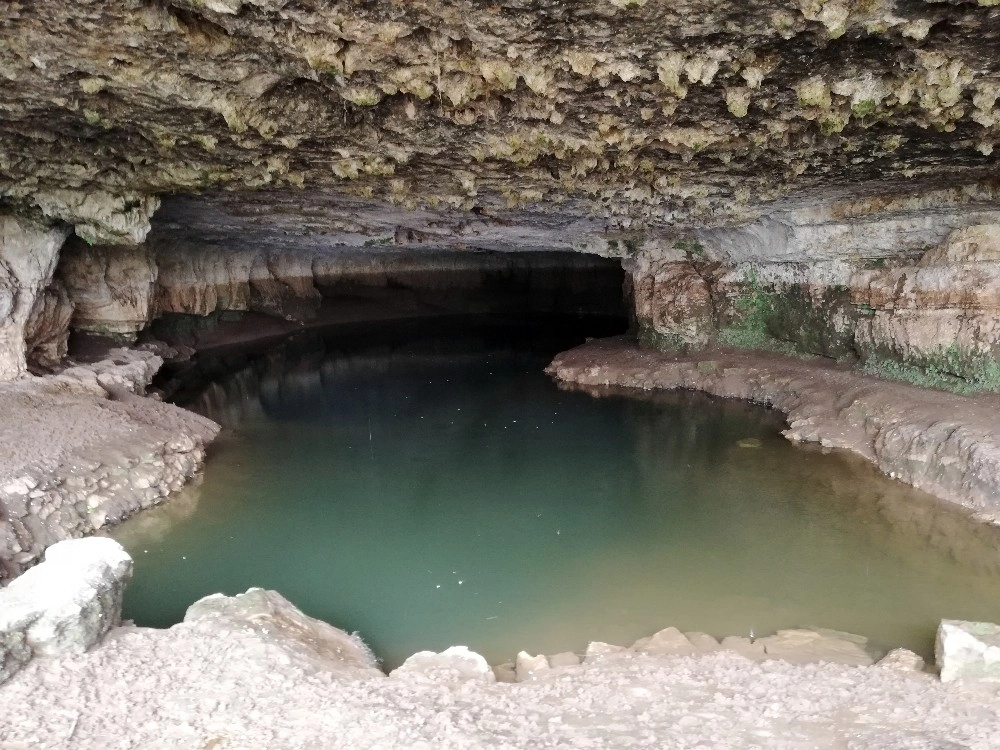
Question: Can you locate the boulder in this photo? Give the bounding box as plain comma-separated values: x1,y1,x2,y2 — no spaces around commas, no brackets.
757,628,874,667
185,588,381,677
719,636,766,661
877,648,926,673
632,626,696,657
390,645,495,683
514,651,550,681
584,641,628,662
936,620,1000,683
0,537,132,683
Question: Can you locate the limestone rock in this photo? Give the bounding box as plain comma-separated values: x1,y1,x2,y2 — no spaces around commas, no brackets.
0,214,70,380
584,641,628,662
0,537,132,683
514,651,550,681
684,631,722,653
514,651,550,682
631,626,697,657
919,225,1000,266
936,619,1000,683
877,648,926,673
23,279,73,371
547,651,581,668
185,588,381,677
630,260,715,351
59,241,158,337
757,628,875,666
719,636,766,661
391,645,495,683
492,661,517,683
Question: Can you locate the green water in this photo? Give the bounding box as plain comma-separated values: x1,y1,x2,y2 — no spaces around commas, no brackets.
113,316,1000,668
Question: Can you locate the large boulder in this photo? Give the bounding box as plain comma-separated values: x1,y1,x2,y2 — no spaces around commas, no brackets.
390,645,495,683
936,620,1000,683
184,588,382,678
0,537,132,683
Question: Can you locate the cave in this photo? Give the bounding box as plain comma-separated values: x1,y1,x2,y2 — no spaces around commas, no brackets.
3,0,1000,746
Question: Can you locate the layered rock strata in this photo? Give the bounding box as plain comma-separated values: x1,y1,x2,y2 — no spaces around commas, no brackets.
0,350,219,580
547,338,1000,515
629,220,1000,392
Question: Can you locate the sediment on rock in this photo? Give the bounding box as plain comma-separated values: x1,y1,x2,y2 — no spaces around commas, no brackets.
547,337,1000,516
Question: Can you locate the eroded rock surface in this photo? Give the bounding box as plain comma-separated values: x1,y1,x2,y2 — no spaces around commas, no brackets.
0,350,219,580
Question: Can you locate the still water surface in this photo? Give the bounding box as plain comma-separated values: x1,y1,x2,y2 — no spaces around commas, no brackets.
113,316,1000,668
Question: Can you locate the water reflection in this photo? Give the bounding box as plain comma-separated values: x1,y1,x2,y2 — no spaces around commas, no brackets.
115,317,1000,667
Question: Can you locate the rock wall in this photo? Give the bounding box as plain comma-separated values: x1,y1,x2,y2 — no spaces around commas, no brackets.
630,220,1000,392
58,240,158,338
56,238,626,339
0,214,71,380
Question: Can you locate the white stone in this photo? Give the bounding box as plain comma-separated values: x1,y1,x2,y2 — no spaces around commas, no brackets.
719,636,766,660
632,626,696,657
391,645,495,683
877,648,926,672
757,628,874,667
514,651,550,681
0,537,132,683
936,620,1000,683
584,641,627,662
185,588,381,677
547,651,581,668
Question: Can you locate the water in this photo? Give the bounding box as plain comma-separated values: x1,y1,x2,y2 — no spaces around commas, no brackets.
112,315,1000,668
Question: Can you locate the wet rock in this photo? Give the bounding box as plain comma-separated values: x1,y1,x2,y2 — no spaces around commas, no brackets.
0,537,132,683
391,645,494,683
936,620,1000,683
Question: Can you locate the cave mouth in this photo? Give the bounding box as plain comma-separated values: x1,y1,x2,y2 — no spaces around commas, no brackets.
110,313,1000,670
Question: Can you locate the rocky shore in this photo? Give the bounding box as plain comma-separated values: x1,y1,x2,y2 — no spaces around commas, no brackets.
0,350,219,581
2,539,1000,750
548,337,1000,518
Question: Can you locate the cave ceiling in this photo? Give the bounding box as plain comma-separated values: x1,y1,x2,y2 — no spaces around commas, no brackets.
2,0,1000,244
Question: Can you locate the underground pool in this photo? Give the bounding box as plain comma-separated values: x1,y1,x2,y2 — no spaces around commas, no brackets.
111,315,1000,668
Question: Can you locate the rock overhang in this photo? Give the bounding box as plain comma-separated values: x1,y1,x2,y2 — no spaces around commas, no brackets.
1,0,1000,240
